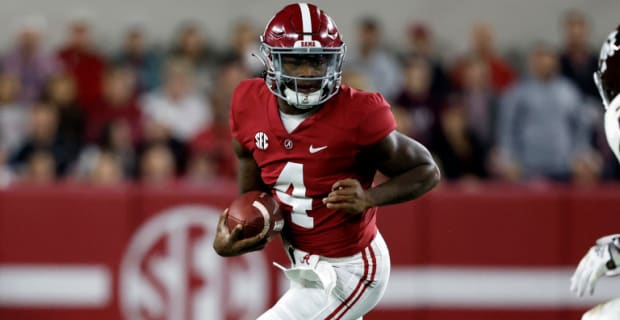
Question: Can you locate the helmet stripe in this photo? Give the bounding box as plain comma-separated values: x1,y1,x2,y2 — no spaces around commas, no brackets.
298,2,312,41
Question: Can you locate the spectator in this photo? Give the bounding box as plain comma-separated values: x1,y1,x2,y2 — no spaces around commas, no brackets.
74,120,136,181
451,23,516,93
184,151,219,185
10,103,73,176
341,69,373,92
169,21,218,91
43,73,85,159
138,119,188,176
209,56,248,125
141,58,212,142
557,10,616,179
493,43,597,182
87,150,125,185
86,65,142,143
346,17,402,100
224,20,262,76
0,73,28,155
113,24,162,94
432,95,488,181
139,143,176,185
460,55,499,149
403,22,449,96
191,57,246,179
21,148,56,184
0,148,15,187
394,55,441,144
559,10,598,100
57,16,105,109
2,15,61,104
391,105,414,138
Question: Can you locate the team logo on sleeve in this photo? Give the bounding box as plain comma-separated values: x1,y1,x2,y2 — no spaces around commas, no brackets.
255,132,269,150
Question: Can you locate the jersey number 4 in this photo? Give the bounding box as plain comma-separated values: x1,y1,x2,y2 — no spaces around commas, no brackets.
274,162,314,229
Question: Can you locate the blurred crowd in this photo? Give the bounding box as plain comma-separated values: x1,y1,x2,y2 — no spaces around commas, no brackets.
0,9,617,188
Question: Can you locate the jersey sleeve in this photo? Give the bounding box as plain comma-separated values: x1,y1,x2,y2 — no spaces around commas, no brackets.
356,92,397,147
229,81,250,149
229,86,241,141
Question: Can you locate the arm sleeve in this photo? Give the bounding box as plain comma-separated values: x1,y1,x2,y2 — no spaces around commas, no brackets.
356,92,397,147
229,85,243,143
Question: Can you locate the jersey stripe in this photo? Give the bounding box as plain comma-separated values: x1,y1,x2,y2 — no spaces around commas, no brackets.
325,248,370,319
298,2,312,41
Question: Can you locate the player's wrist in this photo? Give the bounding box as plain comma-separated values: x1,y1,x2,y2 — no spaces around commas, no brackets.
363,189,377,209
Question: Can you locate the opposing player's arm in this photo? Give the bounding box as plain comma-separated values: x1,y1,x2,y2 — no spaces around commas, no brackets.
324,130,439,213
213,139,270,257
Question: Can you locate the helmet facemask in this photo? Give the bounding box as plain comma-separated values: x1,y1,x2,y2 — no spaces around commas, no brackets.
258,41,345,109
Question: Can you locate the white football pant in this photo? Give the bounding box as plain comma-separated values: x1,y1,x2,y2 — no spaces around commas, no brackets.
258,231,391,320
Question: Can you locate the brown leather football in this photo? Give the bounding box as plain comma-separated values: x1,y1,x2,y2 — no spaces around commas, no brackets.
226,191,284,239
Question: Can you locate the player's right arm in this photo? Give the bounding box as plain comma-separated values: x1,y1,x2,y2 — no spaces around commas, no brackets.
212,139,270,257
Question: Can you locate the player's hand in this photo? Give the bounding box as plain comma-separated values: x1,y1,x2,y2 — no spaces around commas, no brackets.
322,178,374,215
570,234,620,297
212,209,270,257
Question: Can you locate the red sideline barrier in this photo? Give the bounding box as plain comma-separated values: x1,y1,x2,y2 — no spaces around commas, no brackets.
0,183,617,320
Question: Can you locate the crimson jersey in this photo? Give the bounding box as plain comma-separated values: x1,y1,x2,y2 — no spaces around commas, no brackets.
230,78,396,257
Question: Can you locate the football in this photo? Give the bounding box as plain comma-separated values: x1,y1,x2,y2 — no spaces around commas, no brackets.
226,191,284,239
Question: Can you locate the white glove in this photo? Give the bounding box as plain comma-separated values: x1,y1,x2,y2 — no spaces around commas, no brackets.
570,234,620,297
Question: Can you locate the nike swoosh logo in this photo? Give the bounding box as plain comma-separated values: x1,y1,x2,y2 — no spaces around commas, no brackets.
309,145,328,154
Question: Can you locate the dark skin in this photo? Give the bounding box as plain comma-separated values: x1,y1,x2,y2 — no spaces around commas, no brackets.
213,56,440,257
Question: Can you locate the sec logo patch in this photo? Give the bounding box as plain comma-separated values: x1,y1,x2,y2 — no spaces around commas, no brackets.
255,132,269,150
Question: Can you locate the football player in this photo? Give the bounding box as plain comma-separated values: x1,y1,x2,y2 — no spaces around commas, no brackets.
570,25,620,320
213,2,440,319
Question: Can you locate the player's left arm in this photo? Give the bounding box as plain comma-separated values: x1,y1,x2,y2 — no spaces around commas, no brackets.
324,130,440,213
